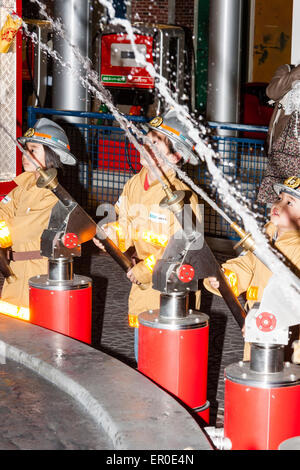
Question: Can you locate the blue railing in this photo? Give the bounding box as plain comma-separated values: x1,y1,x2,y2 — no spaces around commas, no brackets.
27,107,147,128
195,122,268,239
208,121,268,133
27,107,268,240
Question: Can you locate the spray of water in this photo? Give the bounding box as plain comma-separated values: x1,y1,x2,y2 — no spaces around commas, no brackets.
25,1,235,223
93,0,300,302
21,18,168,188
19,3,300,310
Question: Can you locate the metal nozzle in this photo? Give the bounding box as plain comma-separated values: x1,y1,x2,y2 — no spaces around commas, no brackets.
231,222,256,253
96,227,149,290
36,168,59,190
6,274,17,284
160,185,185,214
163,185,176,201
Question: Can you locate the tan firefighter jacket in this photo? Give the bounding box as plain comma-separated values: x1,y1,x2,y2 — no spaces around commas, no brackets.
203,222,300,359
0,171,58,308
107,167,201,323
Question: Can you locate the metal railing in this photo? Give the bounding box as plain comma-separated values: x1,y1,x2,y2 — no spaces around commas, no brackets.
199,121,268,239
27,107,268,240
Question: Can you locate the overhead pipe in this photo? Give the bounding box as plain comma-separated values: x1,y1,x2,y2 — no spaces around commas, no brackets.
206,0,243,124
52,0,90,120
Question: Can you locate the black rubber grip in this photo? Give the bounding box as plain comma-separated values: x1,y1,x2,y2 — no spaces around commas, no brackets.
96,227,133,273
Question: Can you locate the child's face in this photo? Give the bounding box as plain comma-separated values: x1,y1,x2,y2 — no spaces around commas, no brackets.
270,191,300,231
23,142,46,172
141,130,180,171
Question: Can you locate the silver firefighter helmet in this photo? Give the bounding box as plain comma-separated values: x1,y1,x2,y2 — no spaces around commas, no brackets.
18,118,77,166
145,109,200,165
273,176,300,201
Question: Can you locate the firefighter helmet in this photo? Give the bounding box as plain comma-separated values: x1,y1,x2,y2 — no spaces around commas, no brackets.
18,118,77,166
145,109,199,165
273,176,300,200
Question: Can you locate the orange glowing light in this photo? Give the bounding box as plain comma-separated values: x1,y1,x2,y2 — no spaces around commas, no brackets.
110,222,126,252
0,300,30,321
128,313,139,328
0,220,12,248
142,231,168,247
246,286,259,301
224,269,239,297
144,254,157,272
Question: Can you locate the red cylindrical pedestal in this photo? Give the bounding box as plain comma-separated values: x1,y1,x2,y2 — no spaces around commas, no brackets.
29,275,92,344
224,364,300,450
138,311,209,422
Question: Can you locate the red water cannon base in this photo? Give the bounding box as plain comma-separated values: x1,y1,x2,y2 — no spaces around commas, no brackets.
29,274,92,344
138,310,210,423
224,361,300,450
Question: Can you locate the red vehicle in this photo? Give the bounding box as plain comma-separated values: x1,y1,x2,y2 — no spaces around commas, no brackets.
99,24,189,114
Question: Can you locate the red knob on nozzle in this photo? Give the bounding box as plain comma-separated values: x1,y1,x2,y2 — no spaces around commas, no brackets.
62,233,78,249
177,264,195,283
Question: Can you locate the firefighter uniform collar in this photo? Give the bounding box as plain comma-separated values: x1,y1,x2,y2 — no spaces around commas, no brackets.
140,167,177,190
14,171,40,190
265,221,300,243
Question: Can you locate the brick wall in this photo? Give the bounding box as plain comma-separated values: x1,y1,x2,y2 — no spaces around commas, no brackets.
131,0,195,33
175,0,195,31
131,0,169,24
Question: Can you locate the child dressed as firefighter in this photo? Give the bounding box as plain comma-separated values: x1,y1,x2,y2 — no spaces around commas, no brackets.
93,109,201,361
205,175,300,362
0,118,77,318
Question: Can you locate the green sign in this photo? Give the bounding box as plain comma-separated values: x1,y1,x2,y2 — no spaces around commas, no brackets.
101,75,127,83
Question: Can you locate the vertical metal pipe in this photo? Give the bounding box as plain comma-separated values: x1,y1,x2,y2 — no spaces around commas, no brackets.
52,0,90,118
247,0,256,83
168,0,176,24
206,0,243,123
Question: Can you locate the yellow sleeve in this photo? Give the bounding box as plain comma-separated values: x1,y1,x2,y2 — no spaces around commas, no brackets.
0,186,20,223
289,246,300,274
204,251,256,297
287,247,300,344
130,260,153,285
111,184,135,252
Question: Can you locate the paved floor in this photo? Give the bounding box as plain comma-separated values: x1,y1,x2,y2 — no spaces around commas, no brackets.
0,358,113,450
75,242,245,426
0,315,210,451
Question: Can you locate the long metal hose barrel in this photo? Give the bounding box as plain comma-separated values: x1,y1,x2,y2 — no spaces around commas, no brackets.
160,189,247,329
96,226,134,273
52,184,134,274
36,169,135,275
217,268,246,329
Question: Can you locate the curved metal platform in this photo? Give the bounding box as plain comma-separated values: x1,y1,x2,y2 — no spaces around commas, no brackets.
0,314,212,450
